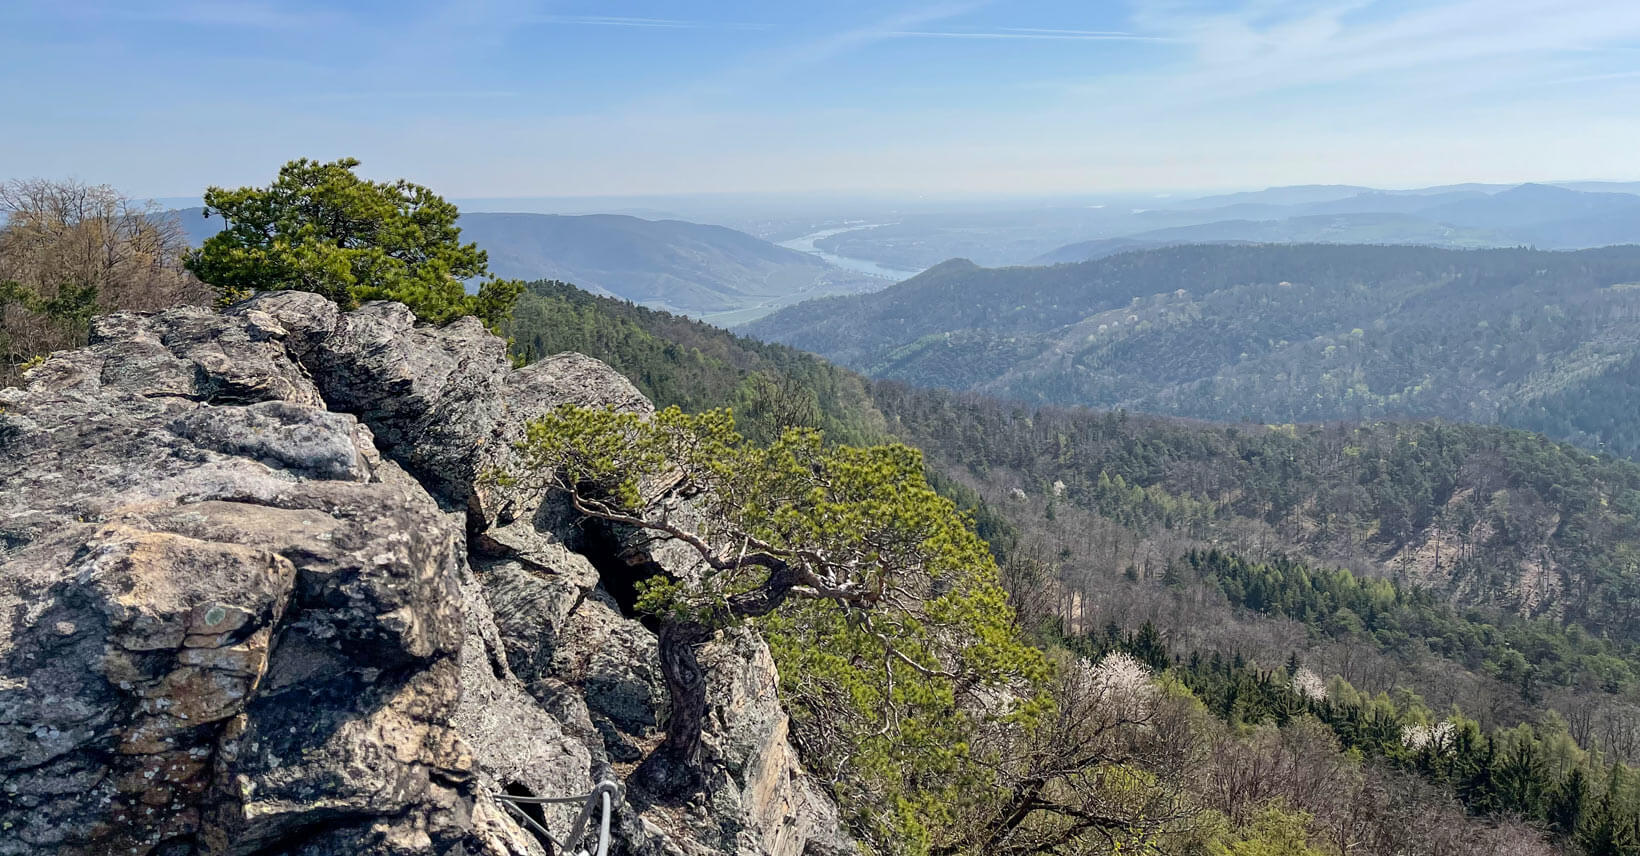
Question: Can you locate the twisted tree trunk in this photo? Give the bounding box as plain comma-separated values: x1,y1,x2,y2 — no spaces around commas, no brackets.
635,619,715,794
636,562,800,798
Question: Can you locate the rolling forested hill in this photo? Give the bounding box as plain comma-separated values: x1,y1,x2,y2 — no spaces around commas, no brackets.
510,277,1640,642
1030,212,1510,264
174,207,880,321
505,276,1640,854
746,244,1640,459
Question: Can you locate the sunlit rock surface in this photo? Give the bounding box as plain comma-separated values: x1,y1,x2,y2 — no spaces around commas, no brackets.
0,293,847,856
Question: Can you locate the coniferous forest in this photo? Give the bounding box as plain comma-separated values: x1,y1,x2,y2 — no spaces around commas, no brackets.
747,244,1640,460
497,275,1640,854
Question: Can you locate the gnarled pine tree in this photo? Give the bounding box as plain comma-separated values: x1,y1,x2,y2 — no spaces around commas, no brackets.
185,157,520,328
509,405,1049,816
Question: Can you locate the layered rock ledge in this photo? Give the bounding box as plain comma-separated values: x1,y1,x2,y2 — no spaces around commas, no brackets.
0,293,848,856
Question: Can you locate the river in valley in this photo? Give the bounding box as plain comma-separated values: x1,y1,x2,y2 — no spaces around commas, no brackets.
777,226,923,281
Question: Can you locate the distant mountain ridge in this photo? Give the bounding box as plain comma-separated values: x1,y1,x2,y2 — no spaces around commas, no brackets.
1033,183,1640,264
1417,182,1640,229
1032,212,1509,264
455,212,877,318
172,208,880,321
746,243,1640,459
791,182,1640,271
1175,184,1377,208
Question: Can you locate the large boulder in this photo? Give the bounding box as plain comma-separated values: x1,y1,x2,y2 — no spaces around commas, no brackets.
0,293,849,856
238,293,650,527
0,303,520,855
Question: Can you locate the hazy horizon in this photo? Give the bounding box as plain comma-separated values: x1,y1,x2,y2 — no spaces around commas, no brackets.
6,0,1640,200
142,179,1640,219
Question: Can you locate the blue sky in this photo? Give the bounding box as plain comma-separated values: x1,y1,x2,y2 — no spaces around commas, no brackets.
4,0,1640,198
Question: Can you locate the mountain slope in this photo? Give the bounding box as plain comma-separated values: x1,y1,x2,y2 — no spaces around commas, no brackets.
173,208,880,320
509,276,1640,641
999,184,1640,267
495,278,1640,846
1032,212,1510,264
746,244,1640,457
1416,182,1640,230
503,279,891,447
499,277,1640,853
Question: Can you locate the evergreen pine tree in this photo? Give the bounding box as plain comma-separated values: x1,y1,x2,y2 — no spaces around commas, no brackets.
1549,766,1589,839
1578,790,1639,856
1495,737,1548,821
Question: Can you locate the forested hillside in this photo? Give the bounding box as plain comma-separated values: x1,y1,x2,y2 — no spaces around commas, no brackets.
505,279,889,445
505,275,1640,854
883,387,1640,854
510,276,1640,651
747,243,1640,459
872,384,1640,641
176,207,880,321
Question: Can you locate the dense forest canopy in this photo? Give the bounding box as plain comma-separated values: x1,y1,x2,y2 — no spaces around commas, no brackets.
746,243,1640,460
872,384,1640,640
498,274,1640,854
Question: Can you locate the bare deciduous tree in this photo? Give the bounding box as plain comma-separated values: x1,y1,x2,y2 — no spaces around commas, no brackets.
939,652,1205,855
1,178,209,381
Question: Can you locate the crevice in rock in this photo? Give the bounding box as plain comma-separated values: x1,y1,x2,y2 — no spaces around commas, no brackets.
237,811,390,856
502,781,549,834
486,630,511,683
577,520,669,624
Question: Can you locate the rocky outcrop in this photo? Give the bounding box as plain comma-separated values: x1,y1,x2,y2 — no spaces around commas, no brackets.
697,631,855,856
0,294,848,856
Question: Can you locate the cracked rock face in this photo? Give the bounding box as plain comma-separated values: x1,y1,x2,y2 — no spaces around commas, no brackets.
0,301,484,856
0,293,848,856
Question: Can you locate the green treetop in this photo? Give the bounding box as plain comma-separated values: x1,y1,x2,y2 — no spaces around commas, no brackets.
1211,805,1327,856
509,404,1050,841
184,157,520,327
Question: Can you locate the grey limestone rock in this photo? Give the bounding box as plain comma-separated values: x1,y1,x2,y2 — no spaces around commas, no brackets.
278,297,651,529
0,300,518,855
0,292,850,856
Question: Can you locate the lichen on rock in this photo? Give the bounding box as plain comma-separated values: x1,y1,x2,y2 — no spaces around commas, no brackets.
0,293,849,856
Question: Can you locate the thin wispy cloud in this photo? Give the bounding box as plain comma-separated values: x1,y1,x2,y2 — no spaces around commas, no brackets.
1002,27,1158,36
630,2,985,110
297,90,521,102
1123,0,1640,98
531,15,765,31
891,29,1167,41
1541,69,1640,86
772,3,989,68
